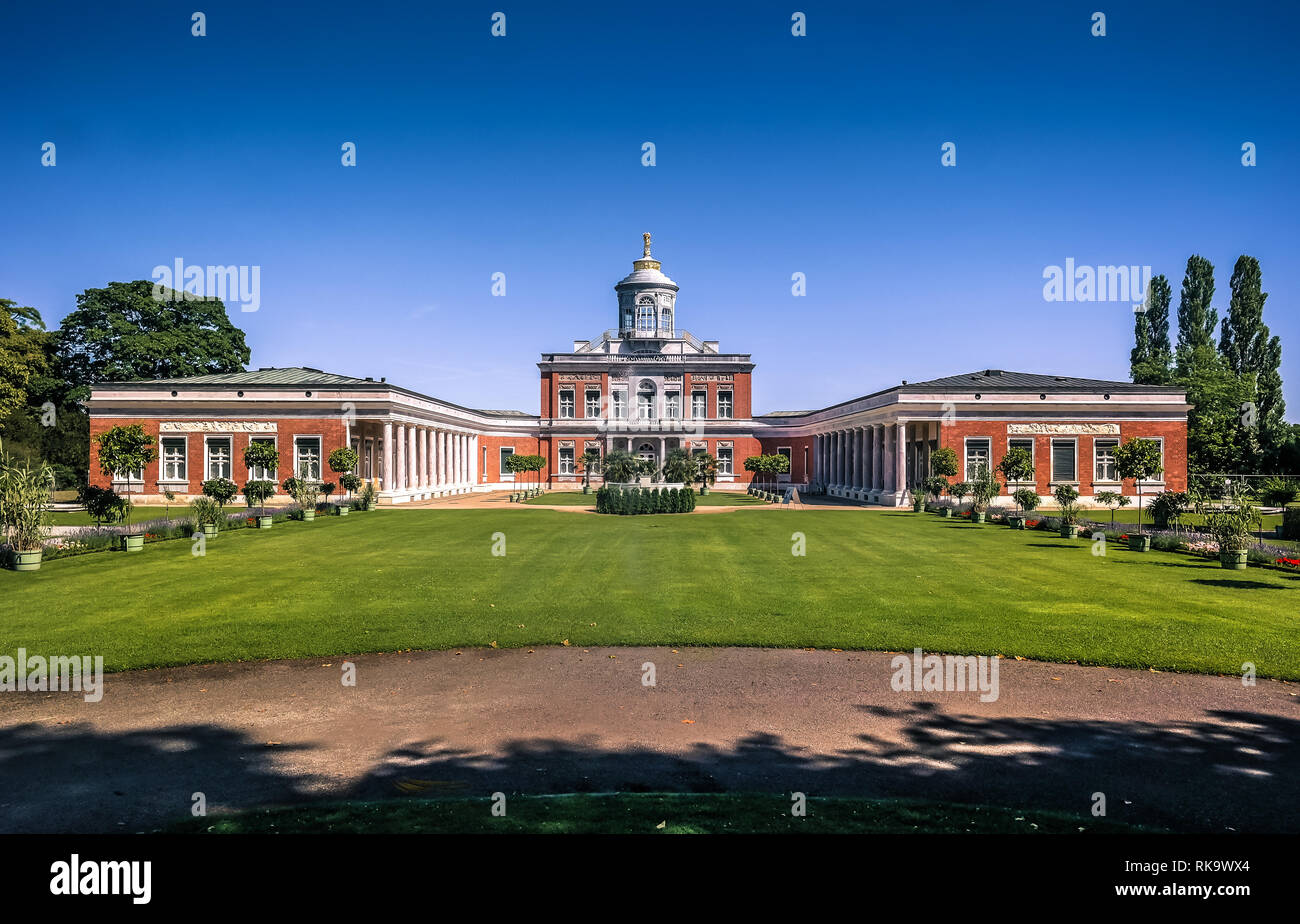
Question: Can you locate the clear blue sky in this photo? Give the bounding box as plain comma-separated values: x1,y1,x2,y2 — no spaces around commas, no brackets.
3,0,1297,416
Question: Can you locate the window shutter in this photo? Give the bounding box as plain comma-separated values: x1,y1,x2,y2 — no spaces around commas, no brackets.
1052,441,1076,482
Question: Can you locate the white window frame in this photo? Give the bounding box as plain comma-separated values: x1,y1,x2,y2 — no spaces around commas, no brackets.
1050,438,1078,484
717,391,733,419
558,389,575,419
691,390,707,419
499,446,515,481
717,447,733,475
585,389,601,418
1093,438,1120,485
204,436,234,481
160,437,187,483
664,391,681,419
247,435,278,482
294,435,323,481
963,437,991,481
558,446,575,475
776,446,792,482
612,390,628,420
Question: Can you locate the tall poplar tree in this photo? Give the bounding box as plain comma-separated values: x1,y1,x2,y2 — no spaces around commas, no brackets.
1130,274,1172,384
1175,255,1217,370
1220,255,1286,467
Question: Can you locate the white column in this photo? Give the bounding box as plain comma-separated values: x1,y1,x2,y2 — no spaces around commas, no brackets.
436,430,446,490
456,433,465,488
895,422,907,501
851,428,861,492
395,424,407,492
423,428,433,488
873,424,884,493
407,426,417,492
382,421,394,493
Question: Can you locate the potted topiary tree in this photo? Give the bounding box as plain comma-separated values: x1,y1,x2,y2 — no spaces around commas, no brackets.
1094,490,1130,529
997,447,1034,526
1113,437,1163,550
243,440,281,523
94,424,158,551
930,446,959,494
1052,483,1081,538
924,475,950,515
968,470,1001,524
950,481,971,516
338,473,361,513
284,465,320,522
578,447,602,494
202,477,239,526
321,481,336,512
328,447,359,511
0,452,54,571
1010,487,1039,529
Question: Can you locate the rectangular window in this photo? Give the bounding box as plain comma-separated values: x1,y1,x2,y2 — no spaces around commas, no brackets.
691,391,706,419
1008,438,1035,482
559,447,575,474
585,390,601,418
500,447,514,481
295,437,322,480
776,447,792,481
1094,439,1119,482
637,391,655,420
664,392,680,419
1051,439,1077,483
206,438,232,480
717,391,733,419
559,390,575,418
965,438,991,480
248,437,277,481
717,447,733,475
161,437,187,481
612,391,627,419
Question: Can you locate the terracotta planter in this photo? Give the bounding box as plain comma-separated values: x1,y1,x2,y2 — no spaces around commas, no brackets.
1219,549,1248,570
9,549,43,571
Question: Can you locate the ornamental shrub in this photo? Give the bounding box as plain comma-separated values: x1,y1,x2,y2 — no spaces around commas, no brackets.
1282,506,1300,540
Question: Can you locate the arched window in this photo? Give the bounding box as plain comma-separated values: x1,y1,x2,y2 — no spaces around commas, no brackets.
636,297,655,332
637,380,656,419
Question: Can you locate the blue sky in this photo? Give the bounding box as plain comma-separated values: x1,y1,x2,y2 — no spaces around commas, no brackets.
3,0,1297,416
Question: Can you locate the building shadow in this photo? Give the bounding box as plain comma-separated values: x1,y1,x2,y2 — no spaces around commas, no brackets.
3,705,1295,833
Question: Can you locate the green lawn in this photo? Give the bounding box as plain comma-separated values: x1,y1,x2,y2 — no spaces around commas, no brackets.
524,490,769,506
48,505,289,526
170,793,1149,834
3,508,1297,677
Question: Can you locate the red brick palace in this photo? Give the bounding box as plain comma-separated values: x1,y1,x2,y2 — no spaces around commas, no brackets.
87,236,1189,506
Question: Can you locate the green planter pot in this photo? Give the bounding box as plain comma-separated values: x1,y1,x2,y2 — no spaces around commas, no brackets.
971,512,986,524
337,505,349,516
302,510,316,522
1128,534,1151,552
941,507,952,518
9,549,43,571
582,485,591,495
121,533,145,552
1059,525,1079,539
1219,549,1248,570
201,524,219,538
912,501,924,512
1007,516,1025,530
257,516,273,529
700,486,710,496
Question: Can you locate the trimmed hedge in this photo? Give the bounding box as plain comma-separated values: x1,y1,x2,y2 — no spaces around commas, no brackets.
595,485,697,515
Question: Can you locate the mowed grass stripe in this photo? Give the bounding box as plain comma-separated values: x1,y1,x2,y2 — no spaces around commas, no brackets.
1,508,1295,677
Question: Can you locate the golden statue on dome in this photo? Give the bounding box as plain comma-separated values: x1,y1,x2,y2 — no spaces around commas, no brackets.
643,232,652,258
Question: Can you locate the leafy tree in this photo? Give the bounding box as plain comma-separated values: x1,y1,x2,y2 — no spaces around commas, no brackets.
1180,347,1255,475
242,479,276,518
79,484,127,525
0,298,47,424
1220,256,1286,469
744,453,790,489
1130,274,1173,385
1175,255,1217,370
996,447,1033,487
968,469,1001,514
1051,482,1081,526
202,477,239,513
1094,489,1130,528
56,280,250,395
1114,438,1164,535
693,452,718,494
94,424,157,519
930,446,959,479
